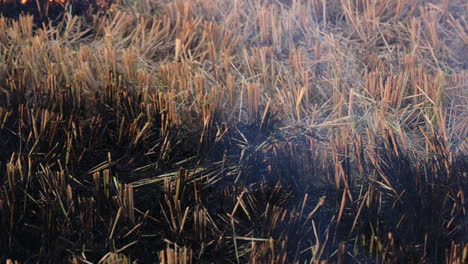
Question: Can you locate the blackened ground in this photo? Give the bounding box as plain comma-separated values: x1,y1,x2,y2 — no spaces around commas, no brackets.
0,0,109,23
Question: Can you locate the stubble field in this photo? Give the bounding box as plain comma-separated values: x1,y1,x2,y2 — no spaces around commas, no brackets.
0,0,467,263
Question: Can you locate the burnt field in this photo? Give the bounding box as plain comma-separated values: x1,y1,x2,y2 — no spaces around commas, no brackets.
0,0,467,263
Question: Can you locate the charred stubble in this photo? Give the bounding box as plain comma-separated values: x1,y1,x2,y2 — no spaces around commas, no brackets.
0,0,467,263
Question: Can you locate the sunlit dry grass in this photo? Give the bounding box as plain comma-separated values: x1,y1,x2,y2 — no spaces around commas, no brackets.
0,0,467,263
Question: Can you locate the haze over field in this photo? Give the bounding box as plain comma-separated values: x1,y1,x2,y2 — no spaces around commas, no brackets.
0,0,467,263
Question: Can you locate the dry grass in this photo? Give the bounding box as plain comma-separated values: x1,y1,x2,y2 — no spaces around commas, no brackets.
0,0,467,263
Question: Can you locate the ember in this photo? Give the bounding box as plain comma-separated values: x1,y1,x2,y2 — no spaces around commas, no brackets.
0,0,111,20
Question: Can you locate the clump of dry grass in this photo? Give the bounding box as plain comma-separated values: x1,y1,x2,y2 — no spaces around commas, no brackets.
0,0,467,263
